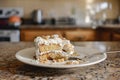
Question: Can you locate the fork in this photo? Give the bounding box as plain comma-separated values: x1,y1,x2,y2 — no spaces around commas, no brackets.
68,50,120,60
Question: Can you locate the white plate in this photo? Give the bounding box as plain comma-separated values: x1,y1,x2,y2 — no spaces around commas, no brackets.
15,46,107,68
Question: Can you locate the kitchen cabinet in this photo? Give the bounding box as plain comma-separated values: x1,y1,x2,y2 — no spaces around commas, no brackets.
20,25,120,41
97,30,112,41
20,29,63,41
111,30,120,41
112,33,120,41
97,25,120,41
64,29,97,41
20,27,97,41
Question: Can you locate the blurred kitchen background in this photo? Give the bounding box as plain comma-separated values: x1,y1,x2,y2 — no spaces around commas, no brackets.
0,0,120,42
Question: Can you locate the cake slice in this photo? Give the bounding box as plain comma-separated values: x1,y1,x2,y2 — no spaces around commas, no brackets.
34,34,74,63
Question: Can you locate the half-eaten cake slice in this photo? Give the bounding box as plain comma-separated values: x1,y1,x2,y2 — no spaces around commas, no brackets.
34,34,74,63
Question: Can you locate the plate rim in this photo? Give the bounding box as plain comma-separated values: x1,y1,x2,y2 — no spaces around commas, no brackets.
15,46,107,68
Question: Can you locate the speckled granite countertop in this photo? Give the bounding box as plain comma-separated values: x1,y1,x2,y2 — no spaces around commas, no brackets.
99,24,120,29
20,24,120,30
20,25,93,30
0,42,120,80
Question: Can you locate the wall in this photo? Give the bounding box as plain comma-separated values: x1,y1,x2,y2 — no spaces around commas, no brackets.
105,0,119,19
0,0,86,19
86,0,120,19
0,0,119,19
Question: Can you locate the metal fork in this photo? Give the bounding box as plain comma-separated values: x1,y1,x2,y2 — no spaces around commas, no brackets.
68,50,120,60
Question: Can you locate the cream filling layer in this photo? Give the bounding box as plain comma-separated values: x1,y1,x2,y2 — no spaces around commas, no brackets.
35,49,71,60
